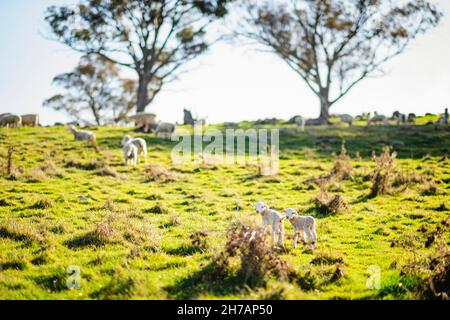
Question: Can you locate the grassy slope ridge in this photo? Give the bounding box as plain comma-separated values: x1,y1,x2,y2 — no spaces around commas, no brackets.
0,118,449,299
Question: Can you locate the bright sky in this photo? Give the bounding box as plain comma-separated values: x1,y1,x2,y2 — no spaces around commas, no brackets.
1,1,450,125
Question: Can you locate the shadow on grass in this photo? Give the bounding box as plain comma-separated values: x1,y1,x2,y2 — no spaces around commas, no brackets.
164,244,202,256
64,232,106,249
164,262,245,299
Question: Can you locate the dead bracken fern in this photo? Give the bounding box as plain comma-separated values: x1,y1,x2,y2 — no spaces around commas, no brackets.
370,146,397,197
314,188,348,215
330,141,353,180
206,224,290,287
145,164,178,183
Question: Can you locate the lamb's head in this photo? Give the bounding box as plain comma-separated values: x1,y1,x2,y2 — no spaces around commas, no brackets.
122,135,132,146
67,125,76,133
283,208,298,220
255,201,268,214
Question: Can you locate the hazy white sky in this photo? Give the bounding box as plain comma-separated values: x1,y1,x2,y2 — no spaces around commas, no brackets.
0,0,449,125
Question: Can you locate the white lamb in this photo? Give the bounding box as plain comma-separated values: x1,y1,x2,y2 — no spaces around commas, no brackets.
121,134,147,164
122,141,139,166
338,114,354,126
67,125,96,142
154,122,176,138
283,208,317,250
254,201,284,246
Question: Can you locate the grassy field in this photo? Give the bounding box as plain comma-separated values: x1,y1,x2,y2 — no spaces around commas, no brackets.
0,117,449,300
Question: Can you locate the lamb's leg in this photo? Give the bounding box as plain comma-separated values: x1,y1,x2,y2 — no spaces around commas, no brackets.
305,229,314,250
278,220,284,246
271,225,275,244
300,231,307,248
293,231,299,248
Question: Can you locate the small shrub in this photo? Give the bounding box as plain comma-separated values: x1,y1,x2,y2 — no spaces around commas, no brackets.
330,141,353,180
31,198,53,209
420,182,438,196
370,146,397,197
97,166,119,177
190,231,208,253
145,164,177,183
145,202,169,214
206,224,290,288
40,160,65,178
26,169,47,182
314,190,348,215
65,220,117,249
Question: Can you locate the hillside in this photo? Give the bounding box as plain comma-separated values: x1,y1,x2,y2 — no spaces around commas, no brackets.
0,119,449,299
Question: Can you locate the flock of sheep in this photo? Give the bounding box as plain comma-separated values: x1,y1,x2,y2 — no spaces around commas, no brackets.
0,113,39,127
290,109,448,130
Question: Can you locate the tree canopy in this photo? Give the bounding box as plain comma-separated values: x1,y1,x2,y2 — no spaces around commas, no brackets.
241,0,442,120
45,0,234,113
43,55,138,126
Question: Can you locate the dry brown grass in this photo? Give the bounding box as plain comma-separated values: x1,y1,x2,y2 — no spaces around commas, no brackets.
31,198,53,210
40,160,65,178
314,189,348,215
144,164,177,183
96,165,119,177
207,224,290,287
330,141,353,180
420,181,439,196
370,146,397,197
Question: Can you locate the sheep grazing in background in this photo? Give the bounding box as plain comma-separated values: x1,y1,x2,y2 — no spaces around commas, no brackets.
67,125,96,141
128,112,158,133
407,113,416,124
254,201,284,246
21,114,39,127
121,134,147,164
67,125,99,153
122,141,138,166
367,112,388,126
436,108,449,126
283,208,317,250
338,114,354,126
0,114,22,128
293,115,306,131
154,122,176,137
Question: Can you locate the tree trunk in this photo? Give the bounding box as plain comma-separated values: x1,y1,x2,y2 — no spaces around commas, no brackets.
136,75,149,113
319,88,331,120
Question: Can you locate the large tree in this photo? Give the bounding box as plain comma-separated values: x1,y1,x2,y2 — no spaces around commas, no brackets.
43,55,139,126
45,0,233,113
242,0,442,120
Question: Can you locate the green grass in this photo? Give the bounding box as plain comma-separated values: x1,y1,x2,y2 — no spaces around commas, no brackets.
0,118,449,300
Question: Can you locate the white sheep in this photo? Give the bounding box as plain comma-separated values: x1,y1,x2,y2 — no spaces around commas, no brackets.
122,141,139,166
128,113,158,133
21,114,39,127
254,201,284,246
338,114,354,126
121,134,147,164
294,116,306,131
154,122,176,137
283,208,317,250
0,114,22,128
367,113,388,126
67,125,96,142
